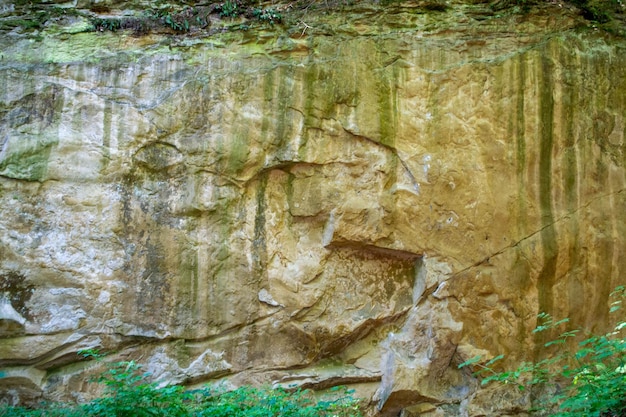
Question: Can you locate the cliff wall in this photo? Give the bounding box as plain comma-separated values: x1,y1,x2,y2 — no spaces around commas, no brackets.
1,2,626,415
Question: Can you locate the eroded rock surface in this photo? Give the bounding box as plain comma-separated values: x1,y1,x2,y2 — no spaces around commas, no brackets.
1,2,626,415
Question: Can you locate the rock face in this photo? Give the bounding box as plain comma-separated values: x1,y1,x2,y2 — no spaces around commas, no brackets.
1,2,626,415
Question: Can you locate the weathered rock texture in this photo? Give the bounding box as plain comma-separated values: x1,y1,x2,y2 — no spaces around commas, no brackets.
1,2,626,415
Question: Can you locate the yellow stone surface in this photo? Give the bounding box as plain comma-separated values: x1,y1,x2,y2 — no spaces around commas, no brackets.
0,2,625,415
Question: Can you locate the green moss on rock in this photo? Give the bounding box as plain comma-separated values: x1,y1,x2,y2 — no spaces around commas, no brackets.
0,137,56,182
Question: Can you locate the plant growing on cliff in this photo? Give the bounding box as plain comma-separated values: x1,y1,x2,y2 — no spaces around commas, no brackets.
193,385,363,417
220,0,241,18
83,360,190,416
252,8,283,24
459,286,626,416
0,358,364,417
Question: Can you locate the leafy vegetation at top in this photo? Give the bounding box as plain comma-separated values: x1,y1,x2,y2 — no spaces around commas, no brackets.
516,0,624,23
0,0,623,37
89,2,283,34
0,358,364,417
0,5,83,32
459,286,626,416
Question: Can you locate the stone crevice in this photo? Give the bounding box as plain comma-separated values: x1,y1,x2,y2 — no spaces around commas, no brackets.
451,187,626,280
39,76,191,112
0,333,93,368
186,166,245,188
340,125,421,193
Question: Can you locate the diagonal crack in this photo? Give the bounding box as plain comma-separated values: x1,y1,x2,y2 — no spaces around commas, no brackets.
340,125,420,194
451,187,626,279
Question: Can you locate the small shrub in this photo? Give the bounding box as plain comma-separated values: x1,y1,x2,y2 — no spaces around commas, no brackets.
92,18,122,32
193,384,362,417
82,360,190,416
252,8,283,24
145,8,191,32
0,358,364,417
459,286,626,417
220,1,240,18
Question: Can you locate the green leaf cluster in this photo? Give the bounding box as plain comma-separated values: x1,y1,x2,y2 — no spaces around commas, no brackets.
459,286,626,416
1,359,363,417
252,8,283,24
220,1,241,18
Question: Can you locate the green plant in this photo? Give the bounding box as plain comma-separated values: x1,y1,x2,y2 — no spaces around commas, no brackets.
220,0,240,18
78,348,106,360
83,360,190,417
193,384,362,417
91,17,122,32
459,286,626,417
163,14,189,32
145,8,190,32
252,8,283,24
0,357,364,417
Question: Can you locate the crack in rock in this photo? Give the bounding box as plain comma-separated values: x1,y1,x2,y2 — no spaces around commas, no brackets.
452,187,626,278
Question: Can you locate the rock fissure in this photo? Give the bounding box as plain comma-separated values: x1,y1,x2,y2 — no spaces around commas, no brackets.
451,187,626,281
339,126,420,192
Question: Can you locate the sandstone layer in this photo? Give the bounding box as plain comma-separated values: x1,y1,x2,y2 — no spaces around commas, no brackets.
1,2,625,415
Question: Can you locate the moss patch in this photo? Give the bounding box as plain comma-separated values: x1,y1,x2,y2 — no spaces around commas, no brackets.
0,138,56,182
